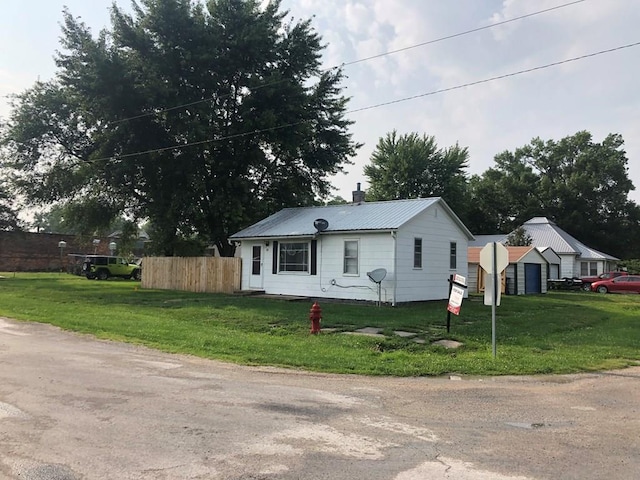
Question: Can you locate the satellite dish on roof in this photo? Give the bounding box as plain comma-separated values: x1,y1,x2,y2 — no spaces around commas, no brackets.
314,218,329,232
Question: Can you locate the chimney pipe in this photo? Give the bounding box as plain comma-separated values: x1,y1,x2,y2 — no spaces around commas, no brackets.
352,183,365,203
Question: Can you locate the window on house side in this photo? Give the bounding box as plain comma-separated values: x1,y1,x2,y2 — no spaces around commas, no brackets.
580,262,588,276
450,242,457,269
343,240,359,275
278,242,309,273
414,238,422,268
581,262,598,276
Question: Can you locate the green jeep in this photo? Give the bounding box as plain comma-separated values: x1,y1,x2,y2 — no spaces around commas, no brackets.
82,255,141,280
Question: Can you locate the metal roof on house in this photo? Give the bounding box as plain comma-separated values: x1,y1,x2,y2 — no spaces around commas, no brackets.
522,217,618,260
230,197,474,239
470,218,617,261
468,234,506,247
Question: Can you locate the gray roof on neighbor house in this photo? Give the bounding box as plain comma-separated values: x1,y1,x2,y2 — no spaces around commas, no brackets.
522,217,618,260
469,217,620,260
230,197,474,240
468,234,506,247
470,217,617,261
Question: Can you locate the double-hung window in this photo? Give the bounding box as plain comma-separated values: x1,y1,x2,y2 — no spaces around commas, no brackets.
450,242,457,269
414,238,422,268
343,240,359,275
580,261,597,276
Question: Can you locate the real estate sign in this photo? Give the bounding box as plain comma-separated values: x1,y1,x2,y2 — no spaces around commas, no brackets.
447,274,466,315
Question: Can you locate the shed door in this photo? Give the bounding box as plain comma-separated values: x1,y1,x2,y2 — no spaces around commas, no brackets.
249,245,263,289
524,263,542,294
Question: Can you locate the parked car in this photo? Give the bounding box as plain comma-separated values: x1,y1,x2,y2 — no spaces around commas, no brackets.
580,271,628,291
590,275,640,294
82,255,142,280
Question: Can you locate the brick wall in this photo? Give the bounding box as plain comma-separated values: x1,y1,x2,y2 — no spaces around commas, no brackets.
0,231,114,272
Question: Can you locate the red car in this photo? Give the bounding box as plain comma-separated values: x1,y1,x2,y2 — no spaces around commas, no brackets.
591,275,640,294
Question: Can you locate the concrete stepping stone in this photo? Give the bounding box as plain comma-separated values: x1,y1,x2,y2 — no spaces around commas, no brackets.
355,327,383,334
431,339,464,349
393,331,417,338
343,327,386,338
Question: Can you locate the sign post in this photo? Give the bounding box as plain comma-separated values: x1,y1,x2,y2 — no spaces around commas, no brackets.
479,242,509,358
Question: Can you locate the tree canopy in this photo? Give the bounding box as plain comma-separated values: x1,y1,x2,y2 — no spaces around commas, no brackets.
0,178,20,231
505,226,533,247
363,130,469,215
1,0,359,255
469,131,640,258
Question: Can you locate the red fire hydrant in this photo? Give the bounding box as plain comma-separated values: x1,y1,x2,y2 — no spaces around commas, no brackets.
309,302,322,334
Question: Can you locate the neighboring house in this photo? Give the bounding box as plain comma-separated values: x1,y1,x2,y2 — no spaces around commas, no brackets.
472,217,618,279
229,196,474,305
468,246,548,295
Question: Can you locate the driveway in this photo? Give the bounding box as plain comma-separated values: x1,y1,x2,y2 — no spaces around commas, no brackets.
1,317,638,480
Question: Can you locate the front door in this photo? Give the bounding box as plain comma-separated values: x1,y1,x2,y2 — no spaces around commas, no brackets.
249,245,263,289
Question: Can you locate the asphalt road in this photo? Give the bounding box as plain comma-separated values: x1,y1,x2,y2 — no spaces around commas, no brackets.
1,317,638,480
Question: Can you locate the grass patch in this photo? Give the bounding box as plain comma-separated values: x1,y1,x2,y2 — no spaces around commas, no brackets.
1,273,639,376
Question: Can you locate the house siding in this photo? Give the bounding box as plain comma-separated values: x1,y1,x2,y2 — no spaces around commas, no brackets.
238,233,397,302
548,263,560,279
468,263,479,293
394,205,469,302
559,255,578,278
504,264,516,295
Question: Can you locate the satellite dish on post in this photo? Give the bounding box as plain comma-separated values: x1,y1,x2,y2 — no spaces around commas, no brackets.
367,268,387,307
313,218,329,232
367,268,387,284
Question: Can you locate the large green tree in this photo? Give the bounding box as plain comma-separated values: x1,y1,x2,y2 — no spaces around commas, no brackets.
1,0,359,255
363,131,470,215
0,178,20,231
469,131,640,258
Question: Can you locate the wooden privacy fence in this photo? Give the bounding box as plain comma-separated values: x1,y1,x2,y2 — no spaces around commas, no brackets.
141,257,241,294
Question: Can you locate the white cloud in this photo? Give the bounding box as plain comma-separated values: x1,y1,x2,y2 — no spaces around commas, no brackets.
343,2,372,35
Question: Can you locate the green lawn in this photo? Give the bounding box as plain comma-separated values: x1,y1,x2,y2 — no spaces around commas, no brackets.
1,273,639,376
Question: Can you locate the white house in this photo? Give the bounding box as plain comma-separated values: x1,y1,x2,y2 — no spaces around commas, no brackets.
229,196,474,305
520,217,619,278
472,217,618,279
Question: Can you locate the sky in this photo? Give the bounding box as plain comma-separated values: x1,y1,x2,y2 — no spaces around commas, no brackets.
1,0,640,205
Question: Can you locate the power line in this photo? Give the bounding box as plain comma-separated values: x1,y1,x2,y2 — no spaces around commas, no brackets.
107,0,586,126
90,40,640,163
348,41,640,114
341,0,586,67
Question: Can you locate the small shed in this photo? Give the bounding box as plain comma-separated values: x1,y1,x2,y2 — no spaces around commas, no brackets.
538,246,561,279
468,246,549,295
